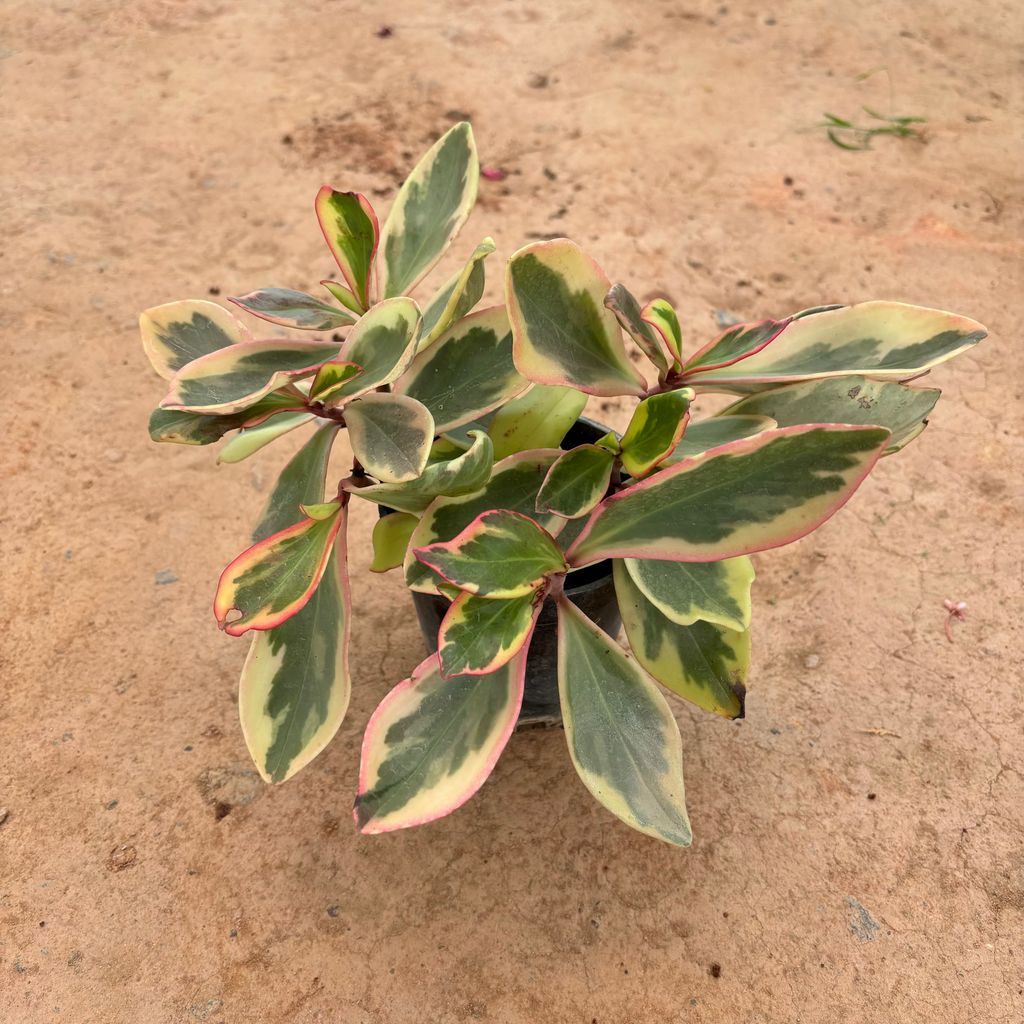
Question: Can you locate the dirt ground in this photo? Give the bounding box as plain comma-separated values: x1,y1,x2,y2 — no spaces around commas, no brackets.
2,1,1022,1021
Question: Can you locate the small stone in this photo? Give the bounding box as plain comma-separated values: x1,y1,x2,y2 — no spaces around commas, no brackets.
155,569,178,585
713,308,742,328
0,808,9,826
804,653,821,669
326,905,340,917
104,448,125,463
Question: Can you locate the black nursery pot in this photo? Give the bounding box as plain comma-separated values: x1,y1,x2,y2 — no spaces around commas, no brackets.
383,417,620,726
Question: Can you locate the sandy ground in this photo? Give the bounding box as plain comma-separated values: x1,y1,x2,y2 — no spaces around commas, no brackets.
2,1,1023,1021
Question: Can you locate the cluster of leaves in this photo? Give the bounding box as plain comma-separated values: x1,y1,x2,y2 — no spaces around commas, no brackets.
142,122,986,845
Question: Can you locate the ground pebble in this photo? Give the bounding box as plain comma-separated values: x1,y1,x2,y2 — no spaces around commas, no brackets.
105,448,125,463
804,654,821,669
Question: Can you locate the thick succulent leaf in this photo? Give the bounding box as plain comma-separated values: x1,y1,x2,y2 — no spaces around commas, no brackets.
665,414,775,463
536,444,615,519
682,318,792,375
351,430,493,515
404,450,567,594
240,540,352,783
642,299,683,364
345,392,434,484
322,280,364,315
214,502,345,636
418,238,495,350
437,591,540,676
217,411,316,464
379,121,479,298
253,423,340,542
605,283,670,376
619,389,693,478
323,297,421,404
370,512,419,572
395,305,527,432
722,375,941,454
568,424,891,565
684,301,987,389
149,389,308,447
309,360,363,401
614,561,748,719
228,288,354,331
487,384,588,461
315,188,379,309
140,299,248,380
624,555,754,632
557,597,691,846
161,339,339,414
354,650,525,833
415,509,567,598
506,239,646,397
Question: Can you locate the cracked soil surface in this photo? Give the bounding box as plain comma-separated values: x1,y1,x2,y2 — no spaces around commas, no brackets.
2,1,1022,1021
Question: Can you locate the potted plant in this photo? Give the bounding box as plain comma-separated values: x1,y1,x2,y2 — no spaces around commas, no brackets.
141,122,986,846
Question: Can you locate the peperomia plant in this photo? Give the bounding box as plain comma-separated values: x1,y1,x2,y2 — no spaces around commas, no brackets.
141,122,986,846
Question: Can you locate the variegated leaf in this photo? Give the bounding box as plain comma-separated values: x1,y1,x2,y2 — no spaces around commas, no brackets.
437,591,540,676
487,384,588,461
605,283,670,376
253,423,340,542
161,339,339,414
618,389,692,478
664,414,775,463
536,444,615,519
395,305,528,432
309,360,363,401
148,390,307,447
217,411,316,464
568,425,891,565
322,279,365,315
506,239,646,397
404,450,567,594
557,597,691,846
354,650,525,833
379,121,479,298
642,298,683,364
418,238,495,349
228,288,354,330
315,188,379,310
614,560,748,719
140,299,248,380
350,429,493,515
321,297,421,404
683,301,987,390
415,509,566,598
344,392,434,484
722,375,941,454
214,501,345,636
624,555,754,632
682,317,791,376
370,512,419,572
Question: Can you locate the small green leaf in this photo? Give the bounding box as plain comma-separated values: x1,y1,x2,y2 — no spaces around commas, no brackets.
322,280,365,315
615,561,748,720
370,512,419,572
315,188,379,309
437,591,539,676
140,299,248,380
415,509,567,598
605,283,670,376
641,298,683,364
379,122,479,298
682,318,791,376
487,384,587,461
309,361,363,401
395,305,527,432
418,238,495,350
228,288,355,331
568,425,890,565
557,597,691,846
536,444,615,519
619,389,693,478
148,399,304,447
345,392,434,484
217,411,316,465
507,239,646,397
355,650,525,834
